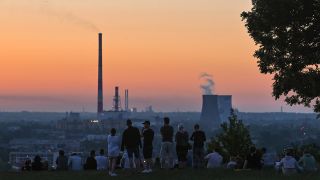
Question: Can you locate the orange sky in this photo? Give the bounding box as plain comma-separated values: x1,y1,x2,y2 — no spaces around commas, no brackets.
0,0,313,112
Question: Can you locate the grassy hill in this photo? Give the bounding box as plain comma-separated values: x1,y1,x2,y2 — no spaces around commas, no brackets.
0,169,319,180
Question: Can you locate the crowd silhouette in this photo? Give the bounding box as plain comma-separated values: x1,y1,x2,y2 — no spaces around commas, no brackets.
21,117,318,176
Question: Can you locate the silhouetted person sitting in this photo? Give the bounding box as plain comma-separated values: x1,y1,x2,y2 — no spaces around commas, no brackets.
235,155,244,169
56,150,68,171
84,150,97,170
96,149,108,171
279,148,300,175
22,159,32,171
32,155,43,171
227,156,238,169
205,148,223,168
243,146,262,170
298,150,317,172
68,153,82,171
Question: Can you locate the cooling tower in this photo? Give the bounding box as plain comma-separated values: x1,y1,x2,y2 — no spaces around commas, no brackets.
217,95,232,123
97,33,103,114
200,95,221,126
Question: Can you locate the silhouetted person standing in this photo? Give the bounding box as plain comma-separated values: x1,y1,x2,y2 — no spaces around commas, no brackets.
32,155,43,171
175,124,189,169
141,120,154,173
121,119,142,170
243,146,262,170
160,117,174,169
84,150,97,170
22,159,32,171
56,150,68,171
190,124,206,168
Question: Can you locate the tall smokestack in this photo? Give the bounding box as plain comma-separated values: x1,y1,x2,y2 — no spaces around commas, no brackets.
97,33,103,114
125,89,129,111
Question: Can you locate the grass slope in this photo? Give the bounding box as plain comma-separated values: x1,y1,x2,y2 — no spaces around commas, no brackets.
0,169,319,180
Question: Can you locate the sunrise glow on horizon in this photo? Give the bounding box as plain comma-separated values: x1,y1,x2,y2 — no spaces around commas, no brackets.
0,0,313,113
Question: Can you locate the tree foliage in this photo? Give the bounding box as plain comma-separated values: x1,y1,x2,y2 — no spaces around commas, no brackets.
208,110,253,160
241,0,320,113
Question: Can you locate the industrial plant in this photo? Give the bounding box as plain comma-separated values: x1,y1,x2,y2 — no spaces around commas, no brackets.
94,33,233,129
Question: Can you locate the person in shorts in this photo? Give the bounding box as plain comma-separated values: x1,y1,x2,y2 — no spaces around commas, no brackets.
108,128,120,176
141,120,154,173
160,117,174,169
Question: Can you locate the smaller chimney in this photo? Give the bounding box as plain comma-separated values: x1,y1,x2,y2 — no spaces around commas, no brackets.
113,86,121,112
125,89,129,111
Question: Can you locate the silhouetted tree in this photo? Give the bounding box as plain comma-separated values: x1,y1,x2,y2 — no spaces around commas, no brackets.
208,110,253,160
241,0,320,113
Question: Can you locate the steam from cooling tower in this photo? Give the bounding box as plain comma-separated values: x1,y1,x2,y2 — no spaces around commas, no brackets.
200,72,215,95
39,1,100,32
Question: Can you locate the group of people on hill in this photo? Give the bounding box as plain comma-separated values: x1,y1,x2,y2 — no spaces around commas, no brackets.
275,148,318,175
21,155,49,171
21,117,319,176
106,117,208,176
225,145,318,176
22,117,209,176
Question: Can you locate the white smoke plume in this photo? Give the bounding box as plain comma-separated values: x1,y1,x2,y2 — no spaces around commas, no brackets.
39,1,100,32
200,72,215,95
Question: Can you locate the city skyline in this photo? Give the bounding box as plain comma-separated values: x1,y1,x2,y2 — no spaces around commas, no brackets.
0,0,313,113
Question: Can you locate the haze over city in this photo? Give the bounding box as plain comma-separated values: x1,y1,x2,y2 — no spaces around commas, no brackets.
0,0,312,113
